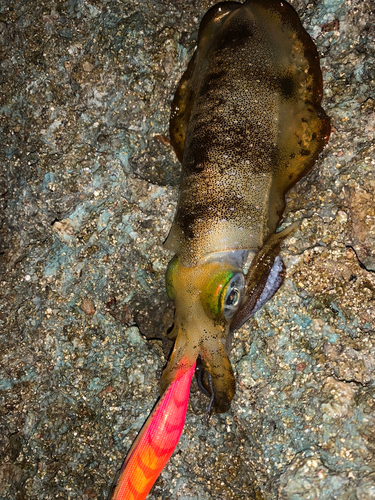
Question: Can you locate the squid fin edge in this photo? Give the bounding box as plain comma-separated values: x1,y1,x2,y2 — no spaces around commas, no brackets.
230,221,300,332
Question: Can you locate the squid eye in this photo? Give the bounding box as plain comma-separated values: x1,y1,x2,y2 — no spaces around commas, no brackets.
223,273,244,319
203,271,244,320
225,287,240,306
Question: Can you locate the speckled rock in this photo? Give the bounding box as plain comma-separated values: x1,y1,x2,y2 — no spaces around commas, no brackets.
0,0,374,499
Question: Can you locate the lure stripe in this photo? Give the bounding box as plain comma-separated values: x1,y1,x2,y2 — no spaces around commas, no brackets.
110,362,196,500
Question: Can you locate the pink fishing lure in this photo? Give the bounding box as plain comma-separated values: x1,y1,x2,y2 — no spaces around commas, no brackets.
110,362,196,500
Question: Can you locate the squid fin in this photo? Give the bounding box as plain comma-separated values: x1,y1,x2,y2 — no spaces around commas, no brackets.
230,222,299,332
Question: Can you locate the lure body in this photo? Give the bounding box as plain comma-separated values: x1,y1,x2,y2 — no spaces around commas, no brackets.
110,0,329,497
110,363,196,499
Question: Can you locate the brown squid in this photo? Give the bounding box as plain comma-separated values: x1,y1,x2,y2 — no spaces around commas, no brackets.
162,0,330,412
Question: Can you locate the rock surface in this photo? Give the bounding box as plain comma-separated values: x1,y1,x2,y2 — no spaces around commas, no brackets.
0,0,374,499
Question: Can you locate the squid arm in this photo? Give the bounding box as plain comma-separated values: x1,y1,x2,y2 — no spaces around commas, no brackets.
109,362,196,500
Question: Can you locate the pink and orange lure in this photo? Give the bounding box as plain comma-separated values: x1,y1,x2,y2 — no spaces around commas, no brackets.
110,362,196,500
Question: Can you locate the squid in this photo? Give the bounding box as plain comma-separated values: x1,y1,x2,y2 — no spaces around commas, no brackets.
110,0,330,497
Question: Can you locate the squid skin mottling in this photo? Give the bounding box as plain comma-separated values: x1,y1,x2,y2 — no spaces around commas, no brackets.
167,0,330,264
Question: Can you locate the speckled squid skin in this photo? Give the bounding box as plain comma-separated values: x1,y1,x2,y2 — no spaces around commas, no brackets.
162,0,330,412
166,0,330,264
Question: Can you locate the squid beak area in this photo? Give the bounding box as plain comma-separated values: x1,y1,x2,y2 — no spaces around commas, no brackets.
160,307,236,413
